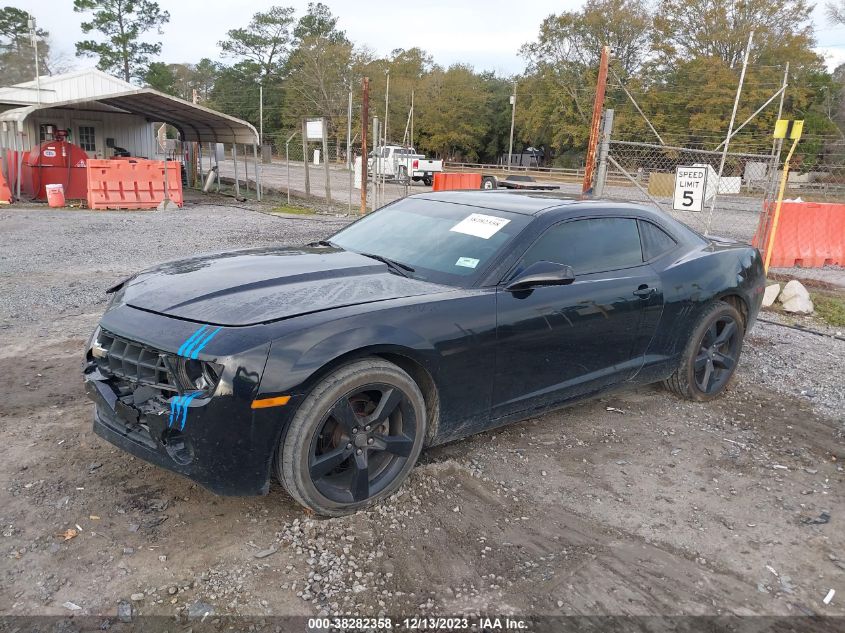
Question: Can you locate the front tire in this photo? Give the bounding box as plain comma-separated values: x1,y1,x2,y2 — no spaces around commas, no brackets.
277,358,427,516
663,300,744,402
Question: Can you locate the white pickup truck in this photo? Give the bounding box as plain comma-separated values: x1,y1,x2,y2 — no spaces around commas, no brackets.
367,145,443,186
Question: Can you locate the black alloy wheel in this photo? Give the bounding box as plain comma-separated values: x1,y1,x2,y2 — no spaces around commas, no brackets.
693,315,740,394
308,384,417,503
663,300,746,402
278,358,427,516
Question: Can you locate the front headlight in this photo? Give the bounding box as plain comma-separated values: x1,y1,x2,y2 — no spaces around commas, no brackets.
175,358,224,394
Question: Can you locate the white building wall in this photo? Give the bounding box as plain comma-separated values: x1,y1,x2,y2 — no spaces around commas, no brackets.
22,108,156,158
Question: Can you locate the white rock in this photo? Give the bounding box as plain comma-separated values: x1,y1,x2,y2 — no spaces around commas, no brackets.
779,280,813,314
762,283,780,308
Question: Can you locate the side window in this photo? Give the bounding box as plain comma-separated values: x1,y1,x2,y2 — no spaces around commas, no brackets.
639,220,677,260
521,218,643,274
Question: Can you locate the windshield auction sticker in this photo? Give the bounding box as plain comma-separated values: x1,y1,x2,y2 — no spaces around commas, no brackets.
450,213,510,239
455,256,480,268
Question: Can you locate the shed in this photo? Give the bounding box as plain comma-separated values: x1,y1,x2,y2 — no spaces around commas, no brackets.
0,69,260,199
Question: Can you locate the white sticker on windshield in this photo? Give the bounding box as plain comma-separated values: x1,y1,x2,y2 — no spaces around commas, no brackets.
455,256,479,269
450,213,510,239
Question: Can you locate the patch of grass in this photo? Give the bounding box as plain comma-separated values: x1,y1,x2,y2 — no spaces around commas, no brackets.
812,293,845,327
271,205,315,216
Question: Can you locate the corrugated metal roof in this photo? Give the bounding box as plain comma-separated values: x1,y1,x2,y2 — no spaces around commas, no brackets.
1,88,258,144
0,69,135,105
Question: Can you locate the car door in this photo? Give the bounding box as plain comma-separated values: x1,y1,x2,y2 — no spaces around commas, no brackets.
492,216,663,419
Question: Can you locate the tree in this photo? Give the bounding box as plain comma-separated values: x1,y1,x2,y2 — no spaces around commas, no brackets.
144,61,176,94
73,0,170,82
279,3,356,154
653,0,818,69
219,5,295,80
0,7,52,84
415,64,491,161
293,2,347,43
828,0,845,24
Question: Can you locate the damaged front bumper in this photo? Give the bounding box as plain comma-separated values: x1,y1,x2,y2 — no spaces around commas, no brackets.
82,309,289,496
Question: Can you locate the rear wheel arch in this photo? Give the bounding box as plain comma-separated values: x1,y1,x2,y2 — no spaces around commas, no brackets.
717,293,749,331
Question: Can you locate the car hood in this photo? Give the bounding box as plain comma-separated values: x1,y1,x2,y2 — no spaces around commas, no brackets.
122,246,446,326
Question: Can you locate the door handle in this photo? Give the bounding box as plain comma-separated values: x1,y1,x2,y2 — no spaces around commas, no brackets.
633,285,656,298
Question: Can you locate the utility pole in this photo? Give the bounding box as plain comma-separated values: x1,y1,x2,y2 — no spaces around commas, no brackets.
360,77,369,214
706,30,754,235
259,84,264,147
410,90,414,149
346,90,353,169
28,14,41,106
507,81,516,171
582,45,611,195
384,70,390,145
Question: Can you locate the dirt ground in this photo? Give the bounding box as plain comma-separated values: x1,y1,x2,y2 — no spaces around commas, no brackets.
1,202,843,627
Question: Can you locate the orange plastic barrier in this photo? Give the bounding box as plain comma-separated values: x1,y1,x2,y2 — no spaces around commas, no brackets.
86,159,183,210
432,172,482,191
753,201,845,268
0,167,11,204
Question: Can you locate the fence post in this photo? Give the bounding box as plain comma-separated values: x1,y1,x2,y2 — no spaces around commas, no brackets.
302,119,310,197
595,109,614,198
322,117,331,203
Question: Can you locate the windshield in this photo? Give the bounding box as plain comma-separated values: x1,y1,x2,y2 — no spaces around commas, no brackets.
329,197,532,287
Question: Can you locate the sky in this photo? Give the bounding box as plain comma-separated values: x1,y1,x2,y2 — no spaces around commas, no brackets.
22,0,845,75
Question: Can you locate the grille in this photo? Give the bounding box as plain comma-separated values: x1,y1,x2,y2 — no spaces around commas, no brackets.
97,330,178,393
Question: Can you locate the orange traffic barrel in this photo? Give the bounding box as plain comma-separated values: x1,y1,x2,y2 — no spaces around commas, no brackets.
45,183,65,208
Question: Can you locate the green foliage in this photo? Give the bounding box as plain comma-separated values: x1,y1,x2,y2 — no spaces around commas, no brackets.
66,0,840,168
0,6,52,84
219,5,294,80
144,61,175,94
812,293,845,327
73,0,170,82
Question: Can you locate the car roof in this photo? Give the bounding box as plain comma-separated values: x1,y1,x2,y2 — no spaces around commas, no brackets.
411,190,662,219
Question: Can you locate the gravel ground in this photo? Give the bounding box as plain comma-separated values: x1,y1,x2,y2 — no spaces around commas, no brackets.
0,199,350,328
0,199,843,624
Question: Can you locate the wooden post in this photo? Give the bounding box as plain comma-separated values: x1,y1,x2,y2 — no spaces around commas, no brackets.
581,45,611,195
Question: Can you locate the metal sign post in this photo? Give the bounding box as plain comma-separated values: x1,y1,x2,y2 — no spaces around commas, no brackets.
764,119,804,273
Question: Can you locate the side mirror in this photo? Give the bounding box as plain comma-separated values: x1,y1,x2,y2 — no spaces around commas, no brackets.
505,261,575,292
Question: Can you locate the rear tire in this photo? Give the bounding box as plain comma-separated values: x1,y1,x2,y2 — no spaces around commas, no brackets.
481,175,497,190
277,358,427,516
663,300,744,402
422,176,433,187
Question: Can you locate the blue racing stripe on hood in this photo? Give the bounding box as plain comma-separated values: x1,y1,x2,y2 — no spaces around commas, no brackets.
189,326,222,360
178,325,208,357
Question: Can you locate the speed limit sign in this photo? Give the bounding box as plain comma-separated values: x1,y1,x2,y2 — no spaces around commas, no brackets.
673,166,708,212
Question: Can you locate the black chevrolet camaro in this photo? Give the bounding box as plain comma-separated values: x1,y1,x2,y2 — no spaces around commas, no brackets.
84,191,765,515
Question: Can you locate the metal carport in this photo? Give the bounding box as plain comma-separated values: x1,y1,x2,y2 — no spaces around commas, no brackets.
0,87,261,199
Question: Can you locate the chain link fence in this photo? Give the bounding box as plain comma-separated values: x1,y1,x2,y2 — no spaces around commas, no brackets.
198,134,423,212
603,138,845,285
603,139,777,242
